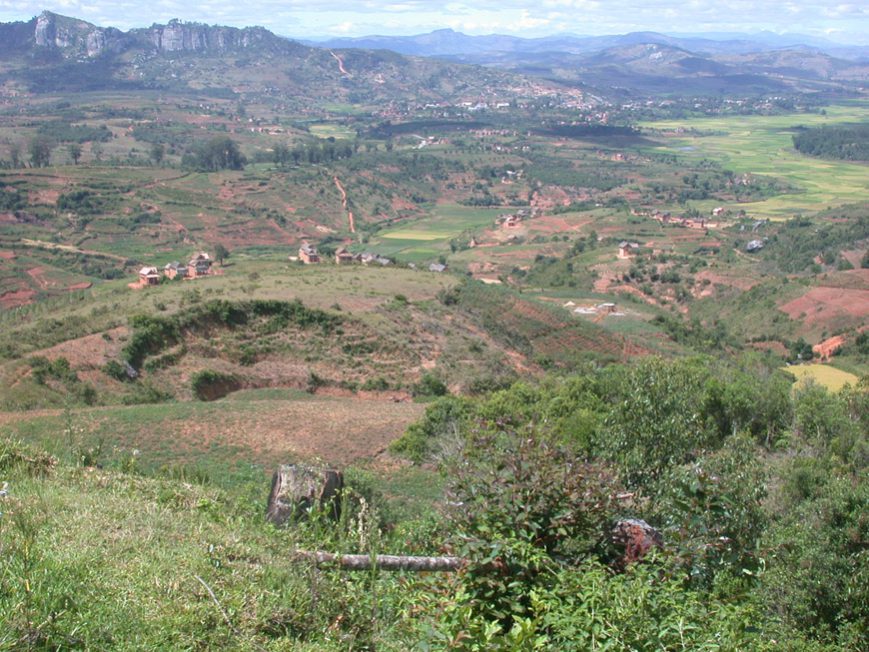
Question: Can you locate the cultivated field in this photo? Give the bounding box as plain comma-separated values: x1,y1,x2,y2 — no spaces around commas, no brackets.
641,102,869,220
0,392,424,478
784,364,861,392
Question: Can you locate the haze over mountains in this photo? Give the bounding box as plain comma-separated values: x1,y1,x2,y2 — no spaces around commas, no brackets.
310,27,869,96
310,28,869,62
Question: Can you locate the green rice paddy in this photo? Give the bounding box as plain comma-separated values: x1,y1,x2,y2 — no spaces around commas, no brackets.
642,102,869,220
373,204,504,261
309,123,357,140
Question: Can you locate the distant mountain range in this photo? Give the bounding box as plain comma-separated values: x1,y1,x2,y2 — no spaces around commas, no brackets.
0,12,866,102
0,12,566,106
309,29,869,96
309,28,869,62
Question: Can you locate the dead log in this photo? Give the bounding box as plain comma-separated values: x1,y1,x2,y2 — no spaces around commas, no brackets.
295,551,465,572
266,464,344,526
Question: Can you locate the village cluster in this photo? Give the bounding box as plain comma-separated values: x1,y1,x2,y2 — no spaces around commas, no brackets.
134,251,213,287
296,242,392,267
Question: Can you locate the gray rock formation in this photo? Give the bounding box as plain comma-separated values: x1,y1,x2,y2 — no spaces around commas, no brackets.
32,11,129,58
27,11,279,59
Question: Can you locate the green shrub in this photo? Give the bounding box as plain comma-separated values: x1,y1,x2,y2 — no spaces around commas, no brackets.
190,370,240,401
412,373,448,398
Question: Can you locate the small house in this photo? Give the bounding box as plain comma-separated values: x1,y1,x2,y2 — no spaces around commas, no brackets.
746,239,764,253
428,263,447,273
138,266,160,286
188,252,212,278
712,206,725,217
163,261,188,280
503,215,522,229
618,242,639,259
299,242,320,264
335,247,355,265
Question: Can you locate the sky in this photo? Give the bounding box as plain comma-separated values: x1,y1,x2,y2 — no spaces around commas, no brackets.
0,1,867,44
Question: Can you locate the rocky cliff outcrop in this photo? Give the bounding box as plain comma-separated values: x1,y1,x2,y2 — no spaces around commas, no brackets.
33,11,129,57
27,11,286,59
144,20,275,54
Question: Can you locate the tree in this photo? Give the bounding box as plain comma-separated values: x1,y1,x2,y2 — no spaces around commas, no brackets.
67,143,82,165
150,142,165,166
600,357,713,489
29,136,53,168
272,143,289,167
91,142,103,162
214,243,229,265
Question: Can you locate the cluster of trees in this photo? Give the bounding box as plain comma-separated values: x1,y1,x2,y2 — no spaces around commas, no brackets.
181,136,246,171
390,355,868,648
269,139,356,167
767,214,869,273
793,124,869,161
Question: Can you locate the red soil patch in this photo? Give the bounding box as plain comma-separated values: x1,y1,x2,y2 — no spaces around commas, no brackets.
26,267,52,289
813,335,846,361
779,286,869,327
841,249,866,268
0,288,36,309
30,189,60,205
67,282,93,291
0,250,15,259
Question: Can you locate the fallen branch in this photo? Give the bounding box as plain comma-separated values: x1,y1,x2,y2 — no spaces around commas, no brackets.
295,551,465,572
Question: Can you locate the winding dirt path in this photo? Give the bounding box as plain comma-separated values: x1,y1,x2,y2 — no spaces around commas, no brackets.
16,239,128,263
334,176,355,233
329,50,351,77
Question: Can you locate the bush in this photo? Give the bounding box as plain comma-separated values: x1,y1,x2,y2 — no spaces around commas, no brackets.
190,370,240,401
443,429,617,628
412,373,448,398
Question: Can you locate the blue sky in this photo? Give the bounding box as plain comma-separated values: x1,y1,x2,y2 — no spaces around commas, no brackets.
1,1,867,43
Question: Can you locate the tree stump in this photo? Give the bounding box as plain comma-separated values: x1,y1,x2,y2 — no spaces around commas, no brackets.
266,464,344,526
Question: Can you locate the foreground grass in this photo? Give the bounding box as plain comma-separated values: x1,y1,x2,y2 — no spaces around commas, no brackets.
0,438,440,650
